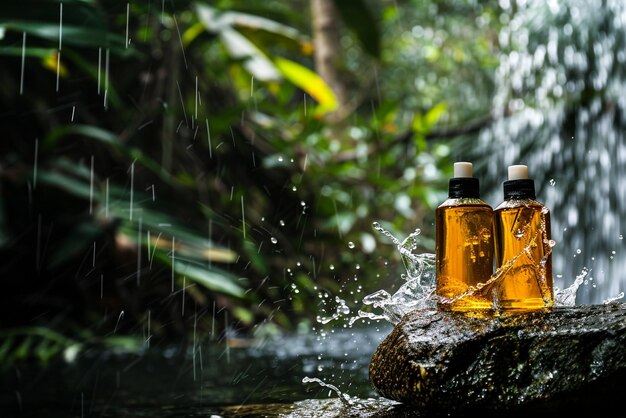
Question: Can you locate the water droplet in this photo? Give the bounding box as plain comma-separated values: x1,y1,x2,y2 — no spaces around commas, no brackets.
549,178,556,186
355,264,360,270
278,156,284,162
270,237,278,244
261,217,265,221
548,239,556,247
612,250,616,255
300,201,306,206
292,186,297,191
329,264,335,270
620,234,624,240
514,229,524,239
279,220,285,226
348,241,356,249
576,248,581,254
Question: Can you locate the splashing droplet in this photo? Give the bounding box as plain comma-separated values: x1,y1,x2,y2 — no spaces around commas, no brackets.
549,178,556,186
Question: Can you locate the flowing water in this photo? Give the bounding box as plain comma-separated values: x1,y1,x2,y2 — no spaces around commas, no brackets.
463,0,626,305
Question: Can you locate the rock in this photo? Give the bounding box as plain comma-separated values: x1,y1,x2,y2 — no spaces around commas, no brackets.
369,303,626,415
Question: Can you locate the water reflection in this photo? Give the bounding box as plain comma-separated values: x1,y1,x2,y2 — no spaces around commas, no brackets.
0,325,391,417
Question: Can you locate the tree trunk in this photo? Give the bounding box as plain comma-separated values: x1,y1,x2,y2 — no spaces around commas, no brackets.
311,0,350,121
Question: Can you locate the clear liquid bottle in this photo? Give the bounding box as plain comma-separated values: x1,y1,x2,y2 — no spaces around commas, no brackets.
436,162,494,312
493,164,554,312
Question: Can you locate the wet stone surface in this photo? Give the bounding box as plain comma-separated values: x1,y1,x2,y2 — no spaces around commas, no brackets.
369,303,626,415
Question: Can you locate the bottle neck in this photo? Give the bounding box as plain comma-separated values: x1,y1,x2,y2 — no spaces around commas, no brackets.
503,179,536,200
448,177,480,198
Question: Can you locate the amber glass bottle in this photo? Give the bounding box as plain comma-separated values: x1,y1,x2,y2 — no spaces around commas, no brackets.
493,165,554,312
436,162,494,312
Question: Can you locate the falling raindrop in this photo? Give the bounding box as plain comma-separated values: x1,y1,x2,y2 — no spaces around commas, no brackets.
20,32,26,95
270,237,278,244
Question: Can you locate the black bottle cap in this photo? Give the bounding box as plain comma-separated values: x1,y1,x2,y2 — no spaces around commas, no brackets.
448,177,480,198
503,179,536,200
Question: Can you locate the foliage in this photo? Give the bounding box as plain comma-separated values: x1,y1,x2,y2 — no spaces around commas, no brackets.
0,0,501,364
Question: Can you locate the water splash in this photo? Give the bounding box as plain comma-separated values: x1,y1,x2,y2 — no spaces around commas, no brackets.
350,223,437,325
351,220,604,326
302,377,355,406
603,291,624,304
554,267,589,307
316,297,351,325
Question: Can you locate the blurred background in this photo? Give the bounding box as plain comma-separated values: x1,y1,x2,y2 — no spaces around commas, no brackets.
1,0,625,368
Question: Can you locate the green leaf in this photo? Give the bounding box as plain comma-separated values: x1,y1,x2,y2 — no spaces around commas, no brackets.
424,102,447,129
38,169,92,200
412,102,447,135
0,22,126,52
195,4,281,81
273,57,338,114
332,0,380,58
0,47,56,58
44,125,174,185
114,208,238,264
0,337,13,364
172,259,246,298
242,240,269,275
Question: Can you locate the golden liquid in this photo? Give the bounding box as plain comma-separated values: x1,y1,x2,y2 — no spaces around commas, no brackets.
493,200,554,312
435,199,494,312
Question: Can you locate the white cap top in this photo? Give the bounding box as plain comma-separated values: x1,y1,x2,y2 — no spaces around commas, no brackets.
453,162,473,178
508,164,529,180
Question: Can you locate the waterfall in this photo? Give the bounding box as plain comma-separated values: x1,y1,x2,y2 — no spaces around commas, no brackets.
464,0,626,304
